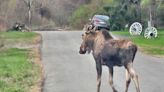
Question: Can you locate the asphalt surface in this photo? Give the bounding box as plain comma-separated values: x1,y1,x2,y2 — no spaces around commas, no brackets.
39,31,164,92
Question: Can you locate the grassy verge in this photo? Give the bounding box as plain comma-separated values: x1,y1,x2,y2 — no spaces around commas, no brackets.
0,32,40,46
112,29,164,56
0,32,42,92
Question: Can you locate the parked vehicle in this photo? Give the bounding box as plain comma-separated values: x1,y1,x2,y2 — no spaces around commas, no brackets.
90,15,110,30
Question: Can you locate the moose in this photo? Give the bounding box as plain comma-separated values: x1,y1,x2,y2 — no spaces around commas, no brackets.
79,28,140,92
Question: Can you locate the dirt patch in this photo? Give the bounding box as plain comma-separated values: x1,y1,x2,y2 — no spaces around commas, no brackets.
29,34,44,92
30,33,44,92
30,47,44,92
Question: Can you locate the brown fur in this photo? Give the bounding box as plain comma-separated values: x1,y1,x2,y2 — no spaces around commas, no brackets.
79,30,140,92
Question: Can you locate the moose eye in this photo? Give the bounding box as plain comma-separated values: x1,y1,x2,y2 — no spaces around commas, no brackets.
81,34,85,39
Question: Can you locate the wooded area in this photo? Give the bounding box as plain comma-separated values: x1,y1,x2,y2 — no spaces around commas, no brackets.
0,0,90,30
0,0,163,31
71,0,164,30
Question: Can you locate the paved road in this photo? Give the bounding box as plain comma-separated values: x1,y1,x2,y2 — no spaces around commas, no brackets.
39,31,164,92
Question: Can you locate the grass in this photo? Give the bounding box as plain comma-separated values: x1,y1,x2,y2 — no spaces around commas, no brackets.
0,32,39,46
112,29,164,56
0,31,41,92
0,48,40,92
111,30,130,36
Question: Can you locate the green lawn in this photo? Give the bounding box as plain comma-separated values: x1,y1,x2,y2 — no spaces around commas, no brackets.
0,32,41,92
112,29,164,56
0,32,37,39
0,32,39,46
0,48,40,92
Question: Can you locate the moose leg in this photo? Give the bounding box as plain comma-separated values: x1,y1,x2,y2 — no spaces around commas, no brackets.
96,62,102,92
108,67,118,92
125,69,131,92
126,63,140,92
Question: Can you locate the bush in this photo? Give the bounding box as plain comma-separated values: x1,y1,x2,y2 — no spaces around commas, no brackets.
70,4,105,29
70,0,164,30
70,5,91,29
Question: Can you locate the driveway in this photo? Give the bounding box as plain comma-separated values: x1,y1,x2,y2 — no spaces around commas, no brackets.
39,31,164,92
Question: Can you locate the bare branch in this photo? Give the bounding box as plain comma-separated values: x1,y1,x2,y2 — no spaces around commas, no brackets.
30,0,34,6
22,0,29,6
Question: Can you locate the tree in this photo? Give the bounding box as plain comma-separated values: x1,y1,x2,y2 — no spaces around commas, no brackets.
22,0,34,26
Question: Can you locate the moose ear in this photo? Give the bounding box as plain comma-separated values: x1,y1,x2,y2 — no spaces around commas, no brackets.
88,25,93,30
83,25,87,31
85,31,90,34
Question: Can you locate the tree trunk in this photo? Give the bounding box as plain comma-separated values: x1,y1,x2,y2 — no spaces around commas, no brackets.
28,7,31,26
150,0,157,27
22,0,33,27
137,1,142,23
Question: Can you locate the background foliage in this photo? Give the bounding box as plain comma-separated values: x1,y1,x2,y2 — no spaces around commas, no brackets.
0,0,163,30
70,0,164,30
